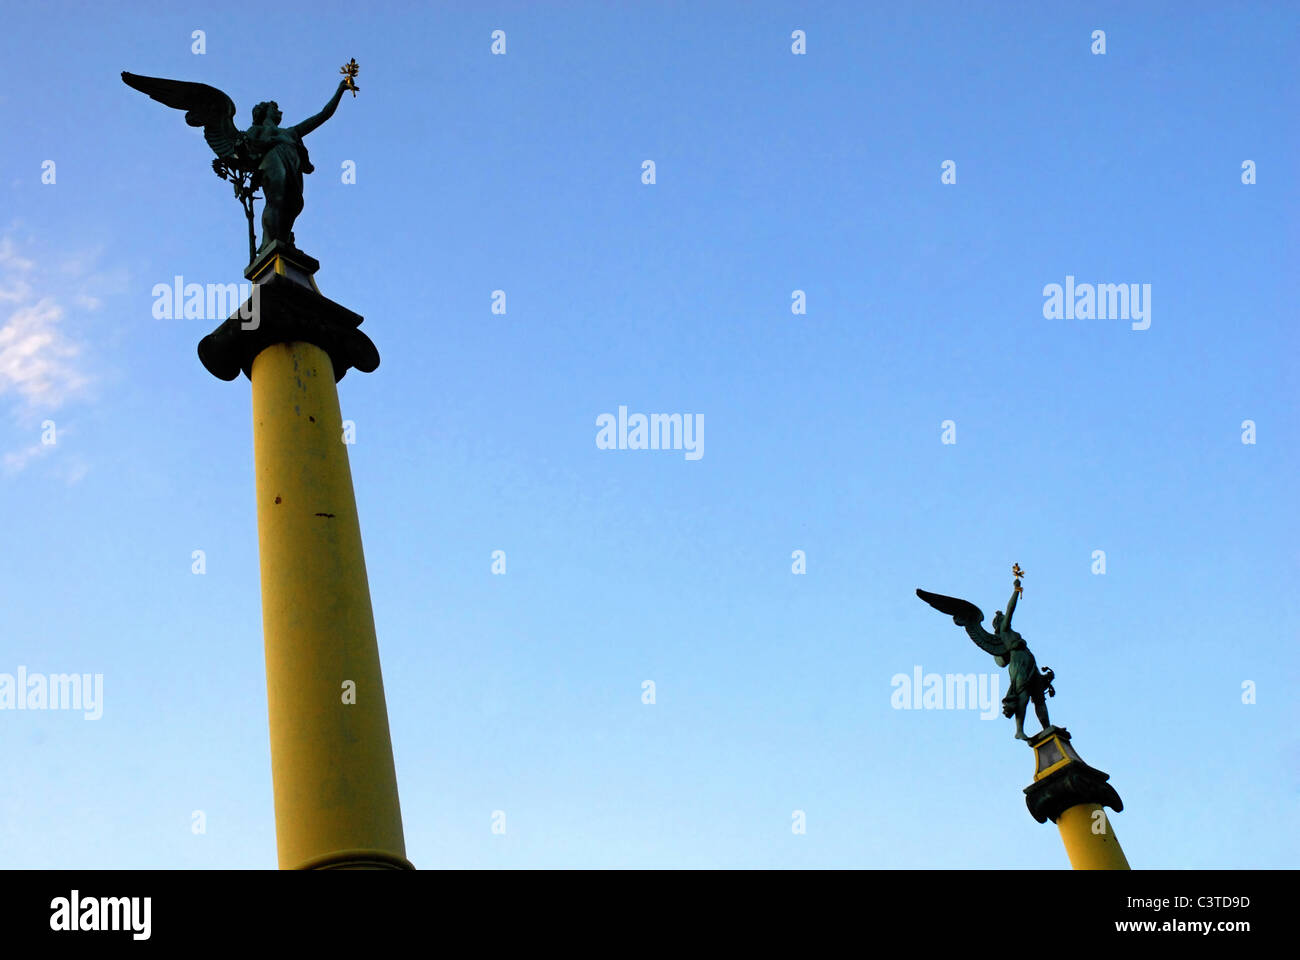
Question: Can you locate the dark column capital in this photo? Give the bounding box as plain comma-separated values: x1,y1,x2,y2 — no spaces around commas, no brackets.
198,246,379,383
1023,728,1124,824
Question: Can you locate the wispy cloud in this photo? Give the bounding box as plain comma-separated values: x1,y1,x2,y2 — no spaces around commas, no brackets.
0,237,36,272
0,277,33,303
0,297,88,412
0,237,35,303
0,233,100,476
3,440,53,474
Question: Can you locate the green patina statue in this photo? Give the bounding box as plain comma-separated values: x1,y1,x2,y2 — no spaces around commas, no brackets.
122,64,359,263
917,565,1057,740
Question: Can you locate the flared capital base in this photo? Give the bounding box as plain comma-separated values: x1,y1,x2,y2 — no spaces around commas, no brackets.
1023,727,1124,824
198,268,379,383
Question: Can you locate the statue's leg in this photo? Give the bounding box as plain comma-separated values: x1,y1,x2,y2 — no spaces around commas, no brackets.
282,167,305,245
261,192,281,249
1033,692,1051,731
1013,697,1029,739
259,161,287,250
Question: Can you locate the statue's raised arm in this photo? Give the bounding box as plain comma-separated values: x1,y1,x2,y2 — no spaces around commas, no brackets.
1003,585,1019,630
291,79,354,139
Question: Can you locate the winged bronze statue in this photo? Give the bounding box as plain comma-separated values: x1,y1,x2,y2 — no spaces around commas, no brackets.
916,568,1056,740
122,67,358,263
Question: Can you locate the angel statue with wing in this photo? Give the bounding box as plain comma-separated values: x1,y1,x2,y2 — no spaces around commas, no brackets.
122,66,358,263
917,566,1057,741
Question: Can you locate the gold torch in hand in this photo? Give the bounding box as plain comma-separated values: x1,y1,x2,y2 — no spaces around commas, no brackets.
340,58,360,97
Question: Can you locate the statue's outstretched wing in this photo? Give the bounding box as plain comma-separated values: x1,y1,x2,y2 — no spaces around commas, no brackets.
121,72,244,161
916,588,1008,664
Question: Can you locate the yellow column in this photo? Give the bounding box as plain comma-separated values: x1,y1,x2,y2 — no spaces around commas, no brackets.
250,339,411,870
1056,802,1130,870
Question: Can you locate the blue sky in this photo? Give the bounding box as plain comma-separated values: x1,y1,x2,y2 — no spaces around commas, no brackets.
1,0,1296,868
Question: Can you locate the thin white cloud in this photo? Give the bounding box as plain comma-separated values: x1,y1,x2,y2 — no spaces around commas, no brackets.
0,297,88,411
3,430,87,485
0,235,100,475
3,441,52,474
0,277,32,302
0,237,36,272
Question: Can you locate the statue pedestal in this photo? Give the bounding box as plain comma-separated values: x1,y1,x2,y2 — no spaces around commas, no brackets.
246,239,321,293
1024,727,1128,869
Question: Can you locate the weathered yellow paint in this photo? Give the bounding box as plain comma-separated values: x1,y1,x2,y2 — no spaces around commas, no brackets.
1056,802,1130,870
250,339,411,870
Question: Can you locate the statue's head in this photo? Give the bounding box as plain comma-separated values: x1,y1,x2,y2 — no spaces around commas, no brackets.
992,611,1003,633
252,101,282,126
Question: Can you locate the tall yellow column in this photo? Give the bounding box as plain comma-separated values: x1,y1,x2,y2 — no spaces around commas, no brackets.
200,242,409,869
1024,728,1129,870
251,340,410,870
